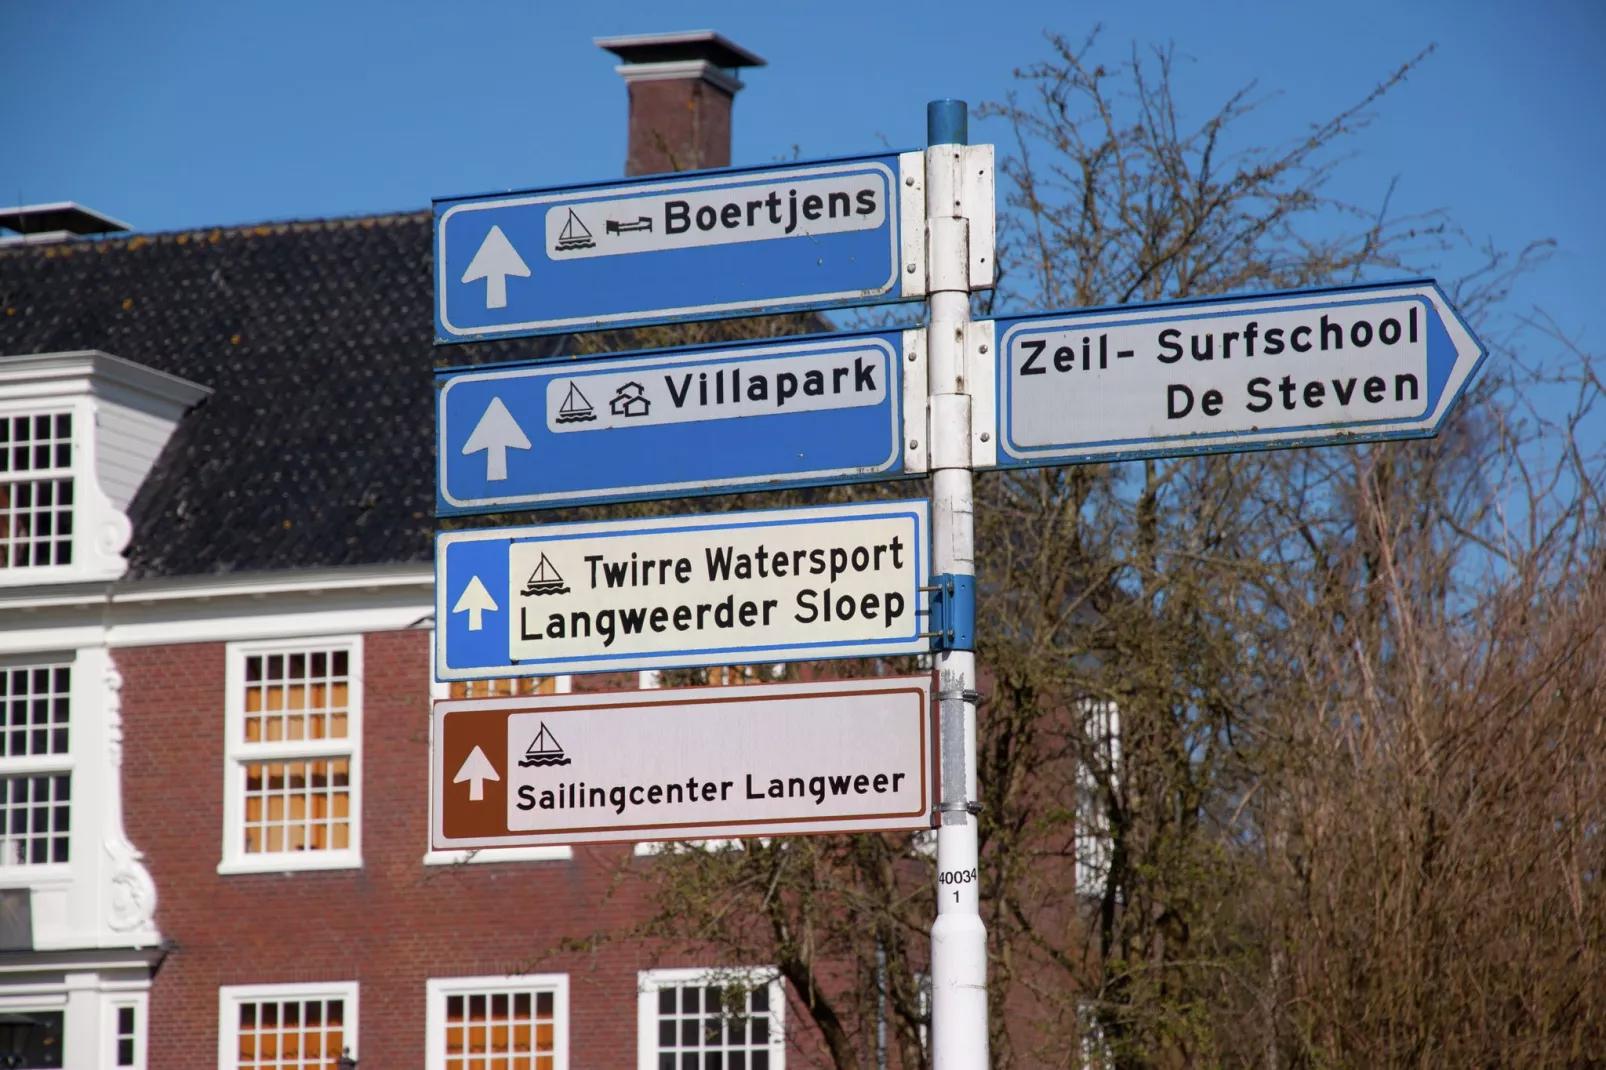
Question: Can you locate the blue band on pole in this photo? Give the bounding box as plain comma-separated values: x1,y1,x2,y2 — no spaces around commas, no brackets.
926,100,968,146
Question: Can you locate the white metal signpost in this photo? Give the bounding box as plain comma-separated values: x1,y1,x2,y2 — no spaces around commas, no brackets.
430,97,1484,1070
431,676,934,849
919,102,989,1070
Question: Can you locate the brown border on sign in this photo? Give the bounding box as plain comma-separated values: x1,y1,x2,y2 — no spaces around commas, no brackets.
432,677,932,849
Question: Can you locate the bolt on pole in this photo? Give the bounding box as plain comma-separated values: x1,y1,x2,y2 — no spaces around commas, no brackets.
925,98,989,1070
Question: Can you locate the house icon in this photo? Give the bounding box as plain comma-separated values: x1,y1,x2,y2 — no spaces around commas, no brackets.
609,382,651,418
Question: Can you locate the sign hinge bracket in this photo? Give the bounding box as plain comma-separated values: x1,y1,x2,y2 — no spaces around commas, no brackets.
923,573,975,651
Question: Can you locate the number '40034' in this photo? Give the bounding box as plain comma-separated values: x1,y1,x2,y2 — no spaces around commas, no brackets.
939,867,978,902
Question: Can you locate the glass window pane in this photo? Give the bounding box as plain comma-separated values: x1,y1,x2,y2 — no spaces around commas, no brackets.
442,987,558,1068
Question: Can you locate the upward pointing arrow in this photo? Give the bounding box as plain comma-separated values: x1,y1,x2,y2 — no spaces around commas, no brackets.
462,396,531,481
461,225,530,309
452,575,498,631
453,745,500,802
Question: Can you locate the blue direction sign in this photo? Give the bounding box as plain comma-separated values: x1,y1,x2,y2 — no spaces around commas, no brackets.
435,153,922,342
437,331,922,516
435,500,930,681
988,280,1486,468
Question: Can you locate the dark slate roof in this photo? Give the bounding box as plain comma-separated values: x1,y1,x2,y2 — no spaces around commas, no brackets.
0,213,565,579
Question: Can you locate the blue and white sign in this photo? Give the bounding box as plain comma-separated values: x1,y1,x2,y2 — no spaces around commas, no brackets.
436,500,931,681
436,331,924,515
988,280,1486,468
435,153,923,342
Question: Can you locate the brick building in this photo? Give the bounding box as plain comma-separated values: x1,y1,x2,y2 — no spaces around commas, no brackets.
0,32,802,1070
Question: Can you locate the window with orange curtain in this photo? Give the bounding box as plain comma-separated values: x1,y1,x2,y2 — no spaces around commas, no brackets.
219,983,357,1070
428,975,568,1070
450,676,557,699
222,638,362,873
703,667,756,687
698,666,787,687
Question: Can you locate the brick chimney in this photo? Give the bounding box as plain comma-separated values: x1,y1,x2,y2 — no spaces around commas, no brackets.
595,30,766,176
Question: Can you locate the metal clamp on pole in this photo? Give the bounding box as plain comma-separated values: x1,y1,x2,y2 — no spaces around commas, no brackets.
924,573,975,651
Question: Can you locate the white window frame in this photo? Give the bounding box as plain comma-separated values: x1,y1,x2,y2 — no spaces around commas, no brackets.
0,403,78,583
218,981,358,1070
102,990,149,1069
0,993,65,1067
0,653,75,875
637,967,785,1070
1078,1000,1111,1069
425,972,569,1070
1075,701,1120,900
219,636,363,874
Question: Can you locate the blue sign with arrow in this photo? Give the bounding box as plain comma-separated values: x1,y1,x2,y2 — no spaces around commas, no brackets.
434,152,923,342
435,499,931,681
984,280,1486,469
436,331,924,516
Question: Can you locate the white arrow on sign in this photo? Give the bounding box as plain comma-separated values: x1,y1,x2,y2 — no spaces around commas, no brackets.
461,396,531,481
453,745,500,801
452,575,498,631
461,225,530,309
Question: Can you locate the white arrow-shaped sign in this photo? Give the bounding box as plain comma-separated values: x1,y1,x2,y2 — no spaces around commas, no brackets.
453,745,500,801
461,225,530,309
452,575,498,631
993,280,1486,468
462,396,531,481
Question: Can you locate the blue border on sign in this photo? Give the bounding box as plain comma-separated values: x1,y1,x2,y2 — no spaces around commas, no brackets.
501,509,927,666
434,499,932,679
434,152,916,342
432,149,922,208
435,329,914,515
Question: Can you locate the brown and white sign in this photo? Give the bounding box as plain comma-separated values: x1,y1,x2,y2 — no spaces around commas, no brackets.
431,676,934,849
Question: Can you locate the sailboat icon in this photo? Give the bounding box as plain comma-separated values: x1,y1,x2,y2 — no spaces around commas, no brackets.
554,208,595,251
519,722,572,768
556,382,596,424
522,554,570,596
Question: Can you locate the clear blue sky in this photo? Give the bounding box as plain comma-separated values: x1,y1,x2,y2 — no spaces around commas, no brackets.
4,0,1602,353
